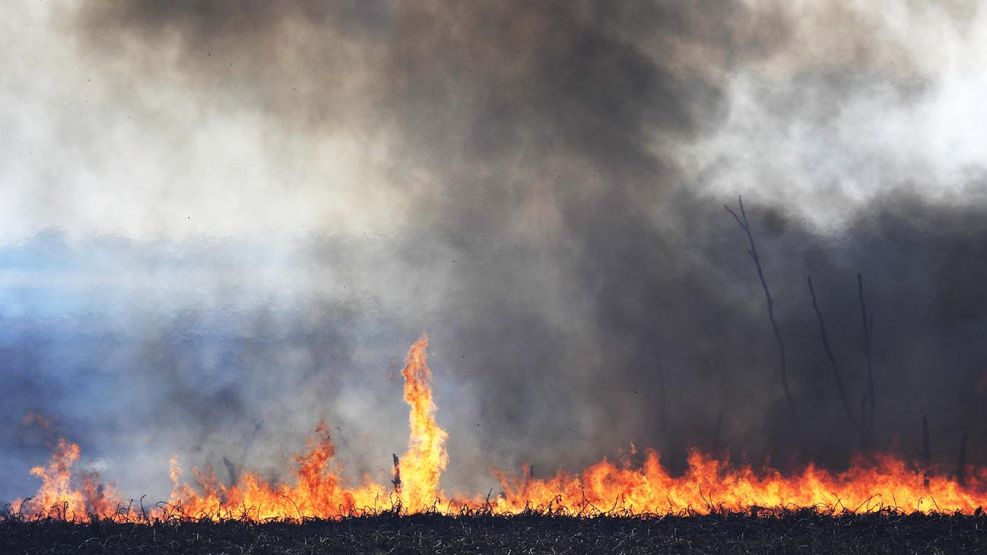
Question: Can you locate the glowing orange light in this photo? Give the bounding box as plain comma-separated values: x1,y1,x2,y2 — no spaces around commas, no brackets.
13,335,987,521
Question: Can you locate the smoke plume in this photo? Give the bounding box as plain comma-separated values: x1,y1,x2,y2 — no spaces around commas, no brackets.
2,1,987,501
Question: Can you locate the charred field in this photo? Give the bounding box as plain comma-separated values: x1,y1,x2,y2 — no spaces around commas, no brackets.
3,509,986,554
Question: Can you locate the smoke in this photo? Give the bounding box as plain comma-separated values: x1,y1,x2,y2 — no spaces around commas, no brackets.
2,1,987,501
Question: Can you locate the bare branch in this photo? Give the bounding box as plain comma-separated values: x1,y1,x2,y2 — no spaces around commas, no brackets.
957,431,969,486
807,275,859,432
725,195,798,424
724,205,746,231
857,272,876,448
712,410,723,454
656,357,669,450
921,410,931,488
921,411,931,462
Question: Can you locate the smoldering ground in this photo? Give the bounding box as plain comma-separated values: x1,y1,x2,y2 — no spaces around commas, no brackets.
2,1,987,502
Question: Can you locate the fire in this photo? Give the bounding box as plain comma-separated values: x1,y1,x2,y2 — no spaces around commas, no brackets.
11,335,987,521
396,335,448,510
11,439,118,520
164,422,387,520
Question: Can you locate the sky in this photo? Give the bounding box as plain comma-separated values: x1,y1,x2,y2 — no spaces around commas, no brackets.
2,1,987,503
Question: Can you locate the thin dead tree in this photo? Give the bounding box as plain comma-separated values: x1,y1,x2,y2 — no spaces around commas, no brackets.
857,273,876,446
712,411,723,454
656,358,670,449
725,196,799,424
807,275,860,434
921,410,931,488
921,411,931,464
957,432,969,486
223,456,237,488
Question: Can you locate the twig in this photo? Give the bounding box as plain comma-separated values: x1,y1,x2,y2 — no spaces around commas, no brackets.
857,273,876,447
956,432,968,486
279,494,303,522
656,356,670,450
921,411,931,488
807,275,859,432
223,457,237,488
712,411,723,453
725,196,799,423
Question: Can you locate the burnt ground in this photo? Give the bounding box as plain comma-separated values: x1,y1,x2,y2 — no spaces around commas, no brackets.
2,510,986,554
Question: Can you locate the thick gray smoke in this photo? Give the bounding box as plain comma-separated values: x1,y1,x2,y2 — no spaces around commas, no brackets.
2,1,987,502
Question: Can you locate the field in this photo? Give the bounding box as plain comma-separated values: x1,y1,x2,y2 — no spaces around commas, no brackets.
2,509,985,554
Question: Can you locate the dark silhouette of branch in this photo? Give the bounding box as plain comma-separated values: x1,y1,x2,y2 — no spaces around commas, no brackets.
957,432,968,486
223,456,237,488
921,410,931,488
712,410,723,454
391,453,402,494
857,273,876,447
656,360,669,448
807,275,859,433
921,411,931,464
724,196,798,424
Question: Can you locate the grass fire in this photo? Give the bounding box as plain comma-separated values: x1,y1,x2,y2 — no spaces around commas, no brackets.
9,336,987,526
6,1,987,552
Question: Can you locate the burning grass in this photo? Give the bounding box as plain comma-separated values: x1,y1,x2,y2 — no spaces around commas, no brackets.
10,335,987,549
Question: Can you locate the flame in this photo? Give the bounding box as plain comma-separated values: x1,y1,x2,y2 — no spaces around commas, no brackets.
12,335,987,521
397,335,448,510
11,439,118,520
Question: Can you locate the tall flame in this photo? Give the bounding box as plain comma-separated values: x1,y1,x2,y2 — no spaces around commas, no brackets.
397,335,448,510
12,335,987,521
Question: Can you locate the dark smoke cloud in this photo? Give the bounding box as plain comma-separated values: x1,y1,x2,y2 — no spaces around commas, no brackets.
3,1,985,500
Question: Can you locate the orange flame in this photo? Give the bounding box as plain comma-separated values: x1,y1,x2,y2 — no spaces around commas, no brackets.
397,335,448,510
11,439,118,520
12,335,987,521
